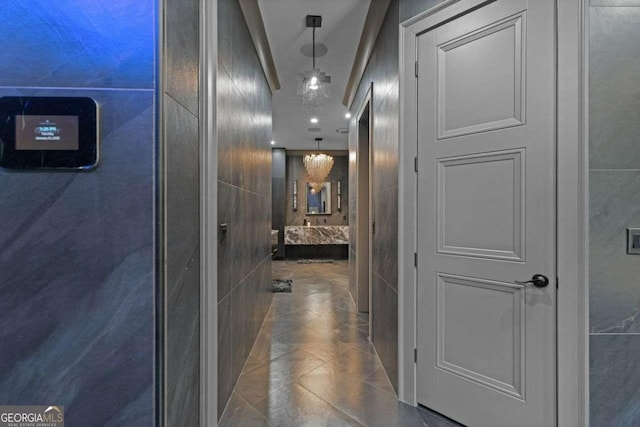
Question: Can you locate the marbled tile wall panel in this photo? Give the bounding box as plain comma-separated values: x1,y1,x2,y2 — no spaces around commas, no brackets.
285,155,349,227
218,258,272,418
218,292,234,417
217,0,273,417
165,0,199,116
218,184,272,301
231,273,249,381
218,66,273,195
0,1,154,89
348,0,401,390
590,335,640,426
218,183,240,299
372,187,399,291
0,90,155,425
218,70,242,186
165,96,200,290
588,5,640,425
219,0,269,115
372,272,399,391
589,7,640,169
589,171,640,332
163,0,201,422
351,0,399,117
400,0,443,22
166,251,200,427
373,80,400,193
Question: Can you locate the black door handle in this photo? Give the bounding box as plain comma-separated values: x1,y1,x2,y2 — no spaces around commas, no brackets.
515,274,550,288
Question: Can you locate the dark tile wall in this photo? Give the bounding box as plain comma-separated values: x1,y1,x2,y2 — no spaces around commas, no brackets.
272,148,286,258
286,155,349,227
347,0,442,392
589,4,640,425
0,1,156,425
163,0,200,425
217,0,273,418
348,0,402,392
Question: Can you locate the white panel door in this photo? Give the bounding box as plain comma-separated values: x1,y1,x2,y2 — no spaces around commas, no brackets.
416,1,556,426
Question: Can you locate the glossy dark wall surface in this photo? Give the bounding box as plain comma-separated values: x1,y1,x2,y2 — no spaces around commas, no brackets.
589,2,640,425
0,1,156,425
286,155,349,227
349,0,402,391
272,149,286,259
217,0,273,418
164,0,200,425
347,0,441,392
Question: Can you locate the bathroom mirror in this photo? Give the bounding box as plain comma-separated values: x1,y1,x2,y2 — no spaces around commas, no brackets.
306,182,331,214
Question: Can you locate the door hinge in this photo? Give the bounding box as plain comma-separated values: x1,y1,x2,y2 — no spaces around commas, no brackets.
372,221,376,235
414,348,418,363
414,252,418,268
414,156,418,173
556,277,559,289
415,60,419,77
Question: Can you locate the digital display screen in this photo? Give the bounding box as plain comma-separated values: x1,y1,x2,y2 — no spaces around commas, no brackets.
0,97,98,170
15,115,79,151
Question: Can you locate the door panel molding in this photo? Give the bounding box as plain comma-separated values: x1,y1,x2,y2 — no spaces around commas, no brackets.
437,12,526,139
436,272,526,400
437,149,525,261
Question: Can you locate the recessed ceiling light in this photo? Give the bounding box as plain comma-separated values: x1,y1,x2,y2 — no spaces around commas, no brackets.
270,140,275,145
310,117,319,124
345,112,352,119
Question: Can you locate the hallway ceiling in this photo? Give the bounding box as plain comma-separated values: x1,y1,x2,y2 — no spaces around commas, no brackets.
257,0,370,150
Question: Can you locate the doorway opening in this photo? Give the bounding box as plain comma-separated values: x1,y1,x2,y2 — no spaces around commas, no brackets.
355,86,372,315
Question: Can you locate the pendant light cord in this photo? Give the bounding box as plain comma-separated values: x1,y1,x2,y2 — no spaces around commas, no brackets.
312,26,316,69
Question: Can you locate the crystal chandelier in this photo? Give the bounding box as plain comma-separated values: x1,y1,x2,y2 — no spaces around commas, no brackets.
297,15,330,114
304,138,334,183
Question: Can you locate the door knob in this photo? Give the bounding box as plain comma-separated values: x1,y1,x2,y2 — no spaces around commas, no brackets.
515,274,549,288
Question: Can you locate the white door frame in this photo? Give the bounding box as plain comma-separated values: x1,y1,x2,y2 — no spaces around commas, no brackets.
355,83,373,316
200,0,218,424
397,0,589,425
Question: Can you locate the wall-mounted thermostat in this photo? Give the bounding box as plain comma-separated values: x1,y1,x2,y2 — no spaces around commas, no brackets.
628,228,640,255
0,96,99,170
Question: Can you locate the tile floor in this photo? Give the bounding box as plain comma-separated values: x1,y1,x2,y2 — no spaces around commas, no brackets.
219,260,462,427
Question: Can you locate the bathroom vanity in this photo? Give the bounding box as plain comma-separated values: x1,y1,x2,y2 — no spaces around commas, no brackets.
284,225,349,259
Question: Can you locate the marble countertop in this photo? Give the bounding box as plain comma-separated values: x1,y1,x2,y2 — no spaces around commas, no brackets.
284,225,349,245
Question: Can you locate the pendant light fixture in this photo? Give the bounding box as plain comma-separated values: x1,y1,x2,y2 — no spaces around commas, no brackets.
304,138,334,183
297,15,330,114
